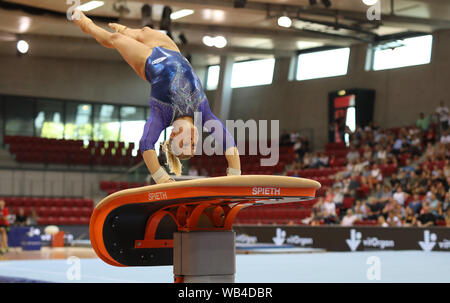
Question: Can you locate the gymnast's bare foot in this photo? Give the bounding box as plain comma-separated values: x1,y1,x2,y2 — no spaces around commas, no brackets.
108,23,127,33
71,10,93,34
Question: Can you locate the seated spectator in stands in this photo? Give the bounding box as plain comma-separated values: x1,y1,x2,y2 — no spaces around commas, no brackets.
310,152,321,169
409,194,423,214
428,193,443,217
424,142,435,160
14,208,27,227
369,164,383,189
328,154,336,167
332,186,344,208
393,186,408,206
382,198,397,218
440,129,450,146
378,215,389,227
392,137,405,155
346,147,360,163
293,137,303,158
379,185,393,203
291,153,302,170
345,174,361,198
0,200,10,254
386,211,402,227
417,203,437,227
372,183,384,200
188,166,199,176
401,159,416,178
353,200,368,220
362,145,373,161
353,158,366,175
302,153,312,169
324,188,334,203
403,207,417,227
308,198,325,226
341,209,358,226
318,153,329,167
280,129,291,146
374,145,387,162
323,199,337,224
416,112,431,132
367,197,383,220
435,101,449,131
28,208,38,226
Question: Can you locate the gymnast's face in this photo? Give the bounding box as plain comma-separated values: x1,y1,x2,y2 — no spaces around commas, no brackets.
170,120,199,159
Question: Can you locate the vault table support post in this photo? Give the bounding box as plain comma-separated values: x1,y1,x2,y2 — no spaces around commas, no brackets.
173,231,236,283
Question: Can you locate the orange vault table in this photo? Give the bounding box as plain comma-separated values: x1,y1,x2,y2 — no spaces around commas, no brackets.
90,175,321,283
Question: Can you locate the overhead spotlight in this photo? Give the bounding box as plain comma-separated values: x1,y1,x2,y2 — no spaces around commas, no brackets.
78,1,104,12
170,9,194,20
214,36,227,48
202,35,215,47
321,0,332,8
178,33,188,45
141,4,153,28
277,15,292,28
160,6,173,39
233,0,247,8
362,0,378,5
202,35,227,48
17,40,29,55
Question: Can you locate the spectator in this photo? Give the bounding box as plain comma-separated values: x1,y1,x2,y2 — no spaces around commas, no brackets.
15,208,28,226
309,198,325,226
393,186,408,206
322,199,337,224
353,200,368,220
416,112,431,132
0,200,9,254
403,207,417,227
367,197,383,220
409,194,423,214
417,203,437,227
379,185,393,203
441,129,450,146
332,186,344,207
346,147,360,163
28,208,38,226
369,164,383,189
318,153,329,167
280,129,291,146
378,215,389,227
341,209,358,226
435,101,449,131
386,211,402,227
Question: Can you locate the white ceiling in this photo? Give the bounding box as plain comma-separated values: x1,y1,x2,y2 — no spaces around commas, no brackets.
0,0,449,66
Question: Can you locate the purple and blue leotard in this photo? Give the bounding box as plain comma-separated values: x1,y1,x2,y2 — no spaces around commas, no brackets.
139,46,235,153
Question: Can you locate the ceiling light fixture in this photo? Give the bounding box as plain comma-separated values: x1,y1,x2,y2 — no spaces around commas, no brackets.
277,15,292,28
170,9,194,20
362,0,378,5
77,1,104,12
17,40,29,54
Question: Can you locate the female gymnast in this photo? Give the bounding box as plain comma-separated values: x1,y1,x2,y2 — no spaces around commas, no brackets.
72,11,240,183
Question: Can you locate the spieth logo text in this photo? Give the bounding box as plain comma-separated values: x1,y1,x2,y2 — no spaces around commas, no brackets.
252,187,281,195
148,191,168,201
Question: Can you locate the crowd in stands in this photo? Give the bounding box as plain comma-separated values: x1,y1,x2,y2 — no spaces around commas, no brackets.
292,102,450,228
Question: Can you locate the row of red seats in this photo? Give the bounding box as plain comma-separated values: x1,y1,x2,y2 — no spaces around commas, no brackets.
10,206,92,218
1,197,93,208
13,151,142,166
100,181,147,194
37,217,90,226
237,208,312,220
287,167,346,178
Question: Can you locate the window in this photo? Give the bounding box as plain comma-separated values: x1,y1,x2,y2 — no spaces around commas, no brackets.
296,48,350,81
4,96,34,136
372,35,433,71
93,104,120,141
206,65,220,90
231,58,275,88
120,106,145,155
35,99,64,139
65,102,93,141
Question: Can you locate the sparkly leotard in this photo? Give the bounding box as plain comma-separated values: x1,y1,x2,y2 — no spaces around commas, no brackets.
139,46,235,152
